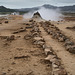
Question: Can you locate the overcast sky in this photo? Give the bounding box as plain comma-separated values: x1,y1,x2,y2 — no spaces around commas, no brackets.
0,0,75,9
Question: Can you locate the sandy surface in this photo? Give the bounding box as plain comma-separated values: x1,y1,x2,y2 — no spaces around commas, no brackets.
0,15,75,75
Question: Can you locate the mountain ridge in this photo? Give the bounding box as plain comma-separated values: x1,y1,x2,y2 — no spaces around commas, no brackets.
0,4,75,12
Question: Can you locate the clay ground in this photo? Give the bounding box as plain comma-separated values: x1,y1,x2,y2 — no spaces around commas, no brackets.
0,16,52,75
0,15,75,75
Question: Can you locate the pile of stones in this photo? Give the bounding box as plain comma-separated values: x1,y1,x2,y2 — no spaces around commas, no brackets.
40,21,75,54
0,35,15,42
24,20,67,75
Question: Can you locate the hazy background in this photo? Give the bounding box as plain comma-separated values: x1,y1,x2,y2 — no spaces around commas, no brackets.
0,0,75,8
23,7,63,21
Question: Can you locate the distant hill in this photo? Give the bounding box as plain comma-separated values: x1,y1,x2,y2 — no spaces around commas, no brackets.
0,6,15,12
59,5,75,12
0,4,75,12
42,4,57,9
17,4,75,12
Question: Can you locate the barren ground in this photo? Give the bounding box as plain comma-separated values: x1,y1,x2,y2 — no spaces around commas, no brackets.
0,15,75,75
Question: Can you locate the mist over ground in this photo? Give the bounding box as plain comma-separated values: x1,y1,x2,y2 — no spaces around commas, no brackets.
23,7,63,21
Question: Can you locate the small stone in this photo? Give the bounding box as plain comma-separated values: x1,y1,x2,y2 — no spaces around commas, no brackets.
5,21,8,23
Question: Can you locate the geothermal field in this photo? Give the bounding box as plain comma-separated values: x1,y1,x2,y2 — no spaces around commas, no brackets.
0,11,75,75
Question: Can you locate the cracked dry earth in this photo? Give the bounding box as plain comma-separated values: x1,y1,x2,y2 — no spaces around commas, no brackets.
0,15,75,75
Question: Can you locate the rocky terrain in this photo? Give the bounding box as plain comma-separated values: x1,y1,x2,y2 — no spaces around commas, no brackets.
0,13,75,75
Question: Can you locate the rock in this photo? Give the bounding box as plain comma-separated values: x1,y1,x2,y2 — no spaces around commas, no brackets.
58,37,65,42
42,44,46,50
29,19,34,22
52,69,67,75
19,28,26,32
66,45,75,53
32,32,40,37
49,31,54,35
33,37,44,42
53,59,61,66
26,25,33,28
0,36,8,39
12,31,19,34
14,55,30,59
24,34,32,40
45,21,51,25
52,63,59,68
66,26,75,31
11,62,16,65
44,47,53,55
33,41,45,47
7,35,15,41
1,72,6,75
45,55,56,62
4,43,9,46
64,40,74,46
12,28,26,34
0,22,2,24
32,27,40,32
25,23,30,25
5,21,8,23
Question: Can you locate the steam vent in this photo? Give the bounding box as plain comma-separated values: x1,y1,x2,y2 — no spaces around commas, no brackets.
32,12,42,19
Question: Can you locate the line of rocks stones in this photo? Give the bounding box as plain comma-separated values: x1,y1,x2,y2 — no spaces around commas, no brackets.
39,21,75,54
24,20,67,75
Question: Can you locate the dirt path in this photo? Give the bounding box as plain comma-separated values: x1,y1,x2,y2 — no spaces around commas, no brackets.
39,25,75,75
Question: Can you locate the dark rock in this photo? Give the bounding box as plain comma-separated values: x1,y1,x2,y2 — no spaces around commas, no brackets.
7,35,15,41
29,19,34,22
64,40,74,46
14,55,30,59
5,21,8,23
0,22,2,24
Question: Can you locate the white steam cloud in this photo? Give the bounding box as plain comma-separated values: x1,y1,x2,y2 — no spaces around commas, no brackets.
23,7,63,21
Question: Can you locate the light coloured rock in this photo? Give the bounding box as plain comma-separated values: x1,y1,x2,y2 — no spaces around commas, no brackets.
45,55,56,62
33,37,44,42
52,63,59,69
58,37,65,42
32,32,40,37
33,41,45,47
44,48,52,55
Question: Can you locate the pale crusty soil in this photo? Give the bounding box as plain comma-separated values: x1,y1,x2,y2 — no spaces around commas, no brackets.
0,16,52,75
38,25,75,75
0,15,75,75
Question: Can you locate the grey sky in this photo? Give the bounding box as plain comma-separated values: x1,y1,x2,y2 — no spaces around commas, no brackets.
0,0,75,8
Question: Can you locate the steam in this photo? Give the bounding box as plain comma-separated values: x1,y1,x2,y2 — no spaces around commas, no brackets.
23,11,33,19
23,7,63,21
